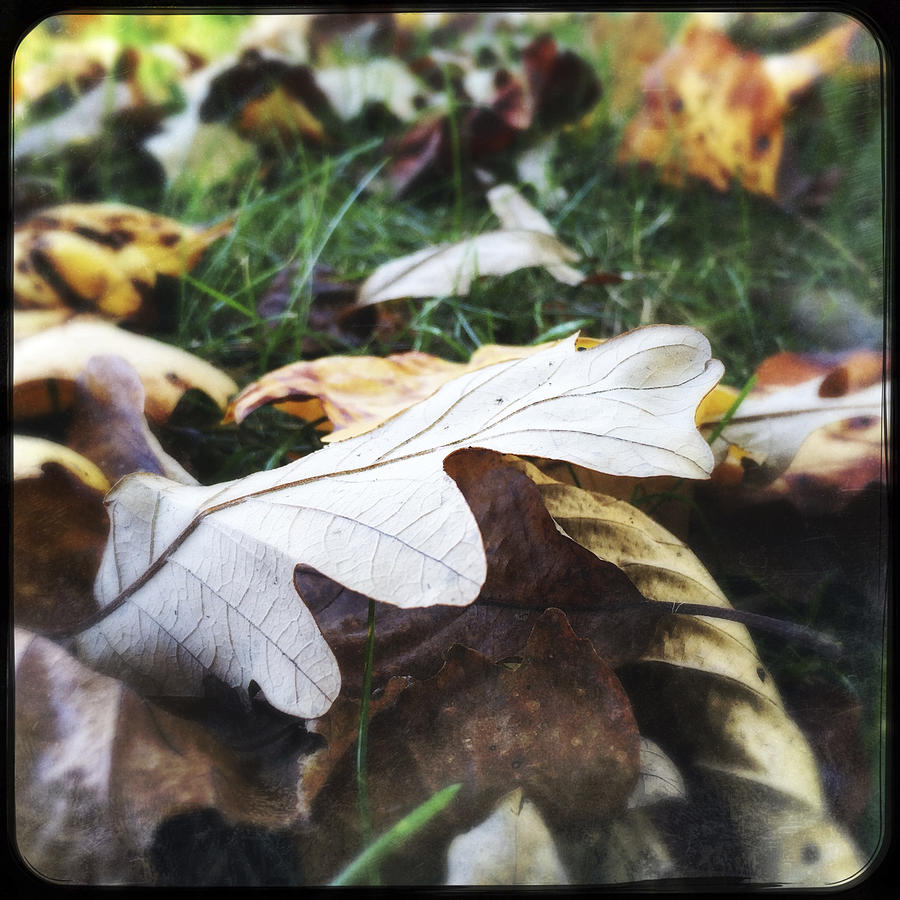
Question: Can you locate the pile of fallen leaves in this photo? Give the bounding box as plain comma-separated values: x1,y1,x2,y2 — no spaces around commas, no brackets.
12,10,887,889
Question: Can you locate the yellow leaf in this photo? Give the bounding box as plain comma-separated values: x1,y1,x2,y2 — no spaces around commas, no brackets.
618,19,863,198
13,435,110,492
13,315,238,422
227,337,603,439
510,459,864,884
14,203,232,318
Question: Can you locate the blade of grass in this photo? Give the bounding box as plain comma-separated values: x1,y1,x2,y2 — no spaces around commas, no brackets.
356,597,378,883
182,273,261,321
330,783,463,886
704,372,758,447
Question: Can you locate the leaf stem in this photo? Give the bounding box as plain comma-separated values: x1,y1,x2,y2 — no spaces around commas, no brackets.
356,596,378,883
330,783,463,886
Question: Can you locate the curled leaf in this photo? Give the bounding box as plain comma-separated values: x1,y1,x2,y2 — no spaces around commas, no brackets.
13,316,238,422
358,228,583,305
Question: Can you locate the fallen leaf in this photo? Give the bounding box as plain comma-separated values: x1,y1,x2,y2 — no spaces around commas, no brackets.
360,182,584,304
707,352,886,480
13,437,109,633
486,183,586,284
520,32,602,132
13,307,74,340
13,316,238,422
301,448,661,700
301,609,640,883
74,326,723,719
513,462,864,883
314,58,428,123
14,627,145,885
385,33,600,195
14,628,308,886
197,49,333,148
445,788,570,885
358,228,583,305
618,19,862,199
226,341,552,431
13,203,231,321
68,355,198,484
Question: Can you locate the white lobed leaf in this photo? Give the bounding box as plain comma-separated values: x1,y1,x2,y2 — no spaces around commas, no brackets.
357,228,584,305
75,326,723,718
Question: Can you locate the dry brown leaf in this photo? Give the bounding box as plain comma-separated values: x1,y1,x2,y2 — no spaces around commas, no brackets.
618,19,861,199
511,460,864,884
14,629,307,886
301,609,640,884
13,316,238,422
13,203,231,320
13,437,109,634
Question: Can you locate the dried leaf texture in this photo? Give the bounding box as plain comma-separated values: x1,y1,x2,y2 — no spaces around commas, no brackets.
13,316,238,421
515,462,864,883
618,20,862,199
74,326,723,719
14,203,231,319
302,609,639,883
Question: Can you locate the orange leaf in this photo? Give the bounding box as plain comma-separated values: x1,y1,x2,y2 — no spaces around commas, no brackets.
618,19,862,198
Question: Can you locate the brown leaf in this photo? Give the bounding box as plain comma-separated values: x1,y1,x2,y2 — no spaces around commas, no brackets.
14,629,308,885
444,448,647,613
386,33,600,195
522,33,602,131
13,438,108,634
14,628,146,884
301,608,640,883
300,449,659,697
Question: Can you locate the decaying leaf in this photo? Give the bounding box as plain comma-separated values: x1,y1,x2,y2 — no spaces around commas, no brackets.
707,350,885,481
513,461,864,884
13,316,238,421
618,18,863,199
301,609,640,884
445,788,570,885
226,341,554,432
73,326,723,719
13,437,109,633
14,629,307,886
13,203,232,320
